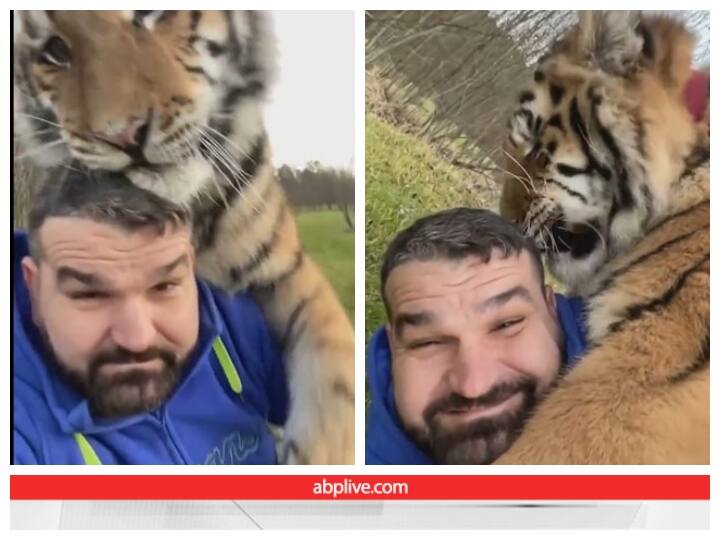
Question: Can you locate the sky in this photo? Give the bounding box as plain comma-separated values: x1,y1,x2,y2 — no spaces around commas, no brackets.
263,11,355,171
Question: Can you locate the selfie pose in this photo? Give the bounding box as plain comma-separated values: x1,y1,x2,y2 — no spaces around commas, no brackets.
14,10,354,464
365,10,708,465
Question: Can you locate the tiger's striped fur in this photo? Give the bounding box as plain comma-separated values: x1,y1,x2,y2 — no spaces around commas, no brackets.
496,188,708,464
14,10,354,464
495,11,709,463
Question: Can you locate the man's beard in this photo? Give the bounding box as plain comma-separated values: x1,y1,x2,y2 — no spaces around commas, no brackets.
403,377,538,465
39,327,185,419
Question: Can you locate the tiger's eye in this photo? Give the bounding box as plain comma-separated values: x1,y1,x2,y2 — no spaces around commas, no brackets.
205,40,227,57
41,36,72,67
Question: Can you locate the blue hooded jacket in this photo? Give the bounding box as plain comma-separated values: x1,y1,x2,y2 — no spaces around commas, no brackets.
365,294,588,465
13,231,289,465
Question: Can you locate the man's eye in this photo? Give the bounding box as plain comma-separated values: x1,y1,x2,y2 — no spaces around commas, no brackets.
408,339,442,350
151,281,179,294
68,291,107,300
494,318,525,332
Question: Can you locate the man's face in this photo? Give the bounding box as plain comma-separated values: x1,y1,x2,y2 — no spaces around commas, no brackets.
386,250,562,464
22,217,199,419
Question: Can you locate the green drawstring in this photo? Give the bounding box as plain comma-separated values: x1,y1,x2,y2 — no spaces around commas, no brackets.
73,433,101,465
73,336,241,465
212,336,242,394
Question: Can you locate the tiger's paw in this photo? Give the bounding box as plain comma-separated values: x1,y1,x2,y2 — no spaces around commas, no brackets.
279,382,355,465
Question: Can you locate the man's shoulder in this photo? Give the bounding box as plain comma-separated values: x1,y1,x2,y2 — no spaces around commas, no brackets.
12,375,57,464
554,293,586,328
554,293,588,367
365,327,437,465
198,280,287,426
198,280,271,343
198,280,283,372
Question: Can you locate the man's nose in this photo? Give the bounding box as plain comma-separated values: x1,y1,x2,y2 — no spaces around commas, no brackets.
446,339,504,398
109,299,156,353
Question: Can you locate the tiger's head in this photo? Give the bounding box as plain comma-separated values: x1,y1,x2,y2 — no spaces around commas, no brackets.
14,10,276,202
498,11,708,294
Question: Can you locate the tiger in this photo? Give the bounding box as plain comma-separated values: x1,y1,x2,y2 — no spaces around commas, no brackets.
13,10,354,465
494,11,709,464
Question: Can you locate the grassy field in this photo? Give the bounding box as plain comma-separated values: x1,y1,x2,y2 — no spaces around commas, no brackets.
296,209,355,319
365,114,499,341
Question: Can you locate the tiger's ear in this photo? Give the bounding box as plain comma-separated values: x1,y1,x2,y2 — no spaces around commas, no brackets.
575,10,645,76
16,11,55,40
13,11,22,36
226,11,278,89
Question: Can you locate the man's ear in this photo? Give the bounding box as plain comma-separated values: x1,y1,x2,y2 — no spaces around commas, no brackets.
21,256,39,298
386,321,400,350
544,284,557,312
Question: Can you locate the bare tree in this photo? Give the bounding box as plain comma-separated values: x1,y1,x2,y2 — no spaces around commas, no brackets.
366,10,710,179
340,203,355,232
278,162,355,212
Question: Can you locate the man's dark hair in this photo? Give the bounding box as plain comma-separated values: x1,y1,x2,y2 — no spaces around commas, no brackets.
26,167,190,261
380,207,545,315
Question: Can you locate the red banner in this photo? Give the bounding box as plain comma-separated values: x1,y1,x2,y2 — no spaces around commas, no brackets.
10,475,709,500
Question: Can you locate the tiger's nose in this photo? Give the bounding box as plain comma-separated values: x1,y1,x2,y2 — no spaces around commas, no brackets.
96,118,152,165
98,114,151,151
117,121,145,147
111,120,149,148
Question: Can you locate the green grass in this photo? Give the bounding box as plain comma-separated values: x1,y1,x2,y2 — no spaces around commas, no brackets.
296,209,355,319
365,114,482,341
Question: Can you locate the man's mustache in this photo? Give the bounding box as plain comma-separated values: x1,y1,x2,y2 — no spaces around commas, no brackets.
90,346,177,375
419,377,539,464
423,377,537,425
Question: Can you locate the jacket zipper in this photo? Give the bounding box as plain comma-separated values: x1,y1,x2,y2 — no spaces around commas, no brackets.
154,407,187,464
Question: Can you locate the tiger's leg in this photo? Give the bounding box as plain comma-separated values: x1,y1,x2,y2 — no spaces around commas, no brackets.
253,255,355,465
194,163,355,464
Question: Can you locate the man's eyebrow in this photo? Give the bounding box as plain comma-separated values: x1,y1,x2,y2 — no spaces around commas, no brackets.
393,310,437,340
151,254,189,279
473,285,533,313
56,266,107,288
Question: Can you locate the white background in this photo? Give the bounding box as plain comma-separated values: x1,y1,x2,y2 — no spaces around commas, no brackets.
266,11,354,170
3,0,718,534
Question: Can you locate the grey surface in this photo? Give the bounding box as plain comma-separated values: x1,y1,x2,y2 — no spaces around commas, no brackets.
9,500,710,529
